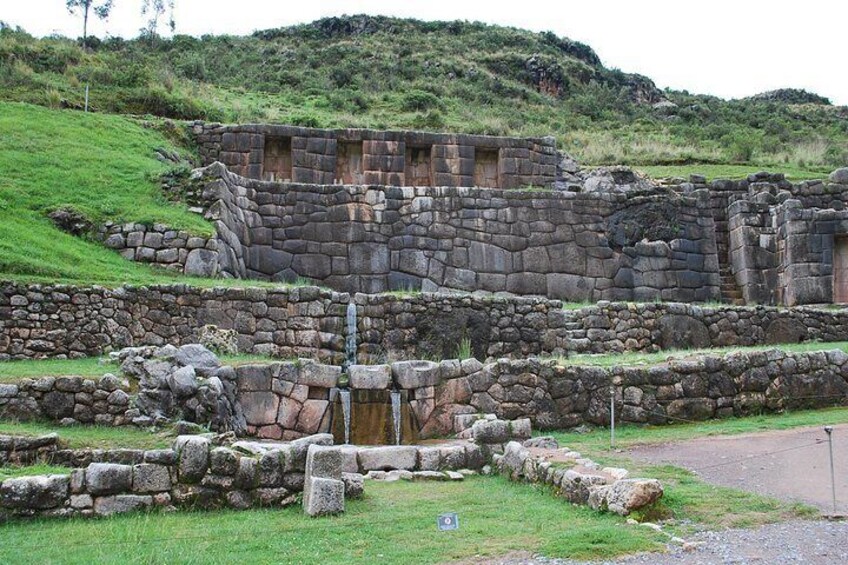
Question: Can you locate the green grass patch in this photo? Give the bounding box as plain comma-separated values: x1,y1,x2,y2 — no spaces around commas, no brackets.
0,353,284,383
0,463,71,481
0,476,664,564
557,341,848,368
0,421,174,450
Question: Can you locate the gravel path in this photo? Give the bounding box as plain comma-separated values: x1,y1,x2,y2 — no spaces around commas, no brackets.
471,520,848,564
625,424,848,514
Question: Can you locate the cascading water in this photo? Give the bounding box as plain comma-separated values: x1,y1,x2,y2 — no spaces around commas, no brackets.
390,390,402,445
345,302,357,369
339,389,351,445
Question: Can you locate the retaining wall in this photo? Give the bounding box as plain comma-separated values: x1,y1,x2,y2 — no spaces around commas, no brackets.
433,349,848,430
4,282,848,362
203,164,721,300
0,374,133,425
0,433,330,519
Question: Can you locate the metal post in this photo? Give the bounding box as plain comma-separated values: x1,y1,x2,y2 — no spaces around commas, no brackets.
825,426,837,514
84,84,89,113
610,385,616,450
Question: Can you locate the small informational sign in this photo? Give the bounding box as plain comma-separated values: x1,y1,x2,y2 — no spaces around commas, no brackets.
437,513,459,531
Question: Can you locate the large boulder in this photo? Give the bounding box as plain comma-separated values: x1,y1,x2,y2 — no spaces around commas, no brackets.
93,494,153,516
184,248,219,278
176,436,210,483
174,344,221,375
829,168,848,184
588,478,663,515
168,365,199,397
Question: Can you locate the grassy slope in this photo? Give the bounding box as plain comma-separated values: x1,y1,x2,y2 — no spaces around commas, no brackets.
2,18,846,175
0,101,214,284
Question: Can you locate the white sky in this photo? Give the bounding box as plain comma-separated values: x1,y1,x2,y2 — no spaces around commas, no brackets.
2,0,846,104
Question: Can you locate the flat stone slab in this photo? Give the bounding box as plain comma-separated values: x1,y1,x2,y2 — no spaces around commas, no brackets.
357,446,419,471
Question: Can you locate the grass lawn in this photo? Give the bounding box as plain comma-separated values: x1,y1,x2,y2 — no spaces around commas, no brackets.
559,341,848,368
0,477,666,564
0,463,71,481
0,421,175,450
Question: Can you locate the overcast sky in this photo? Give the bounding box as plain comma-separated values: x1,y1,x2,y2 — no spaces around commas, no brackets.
3,0,846,104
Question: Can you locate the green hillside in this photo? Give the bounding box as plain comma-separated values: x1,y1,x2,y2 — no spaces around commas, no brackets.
0,101,215,285
1,15,846,173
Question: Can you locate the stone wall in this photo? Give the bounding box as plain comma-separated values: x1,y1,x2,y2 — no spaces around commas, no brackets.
203,164,721,299
431,348,848,431
4,282,848,362
0,433,332,520
192,122,558,189
0,434,58,466
728,171,848,306
96,222,220,278
0,374,132,425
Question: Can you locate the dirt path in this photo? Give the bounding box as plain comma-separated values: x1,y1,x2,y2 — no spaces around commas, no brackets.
626,423,848,514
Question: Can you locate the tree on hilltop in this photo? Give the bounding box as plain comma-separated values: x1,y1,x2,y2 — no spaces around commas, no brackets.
141,0,176,41
65,0,114,44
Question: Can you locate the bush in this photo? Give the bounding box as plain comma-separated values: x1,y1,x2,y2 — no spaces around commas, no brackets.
401,89,443,112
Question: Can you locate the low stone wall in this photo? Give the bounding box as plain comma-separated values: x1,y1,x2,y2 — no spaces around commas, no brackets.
431,349,848,430
97,222,220,278
0,434,58,466
0,374,133,425
4,282,848,362
496,441,663,516
0,433,332,520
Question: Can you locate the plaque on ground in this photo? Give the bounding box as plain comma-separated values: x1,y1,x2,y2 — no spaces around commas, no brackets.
437,513,459,531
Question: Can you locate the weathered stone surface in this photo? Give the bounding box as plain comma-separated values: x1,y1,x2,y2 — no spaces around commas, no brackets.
341,472,364,499
168,365,198,397
0,475,68,509
829,167,848,184
471,419,510,444
132,464,172,493
588,478,663,515
93,494,153,516
392,360,440,388
357,446,418,471
177,437,210,483
303,477,344,517
305,445,342,481
174,344,221,374
86,463,132,495
184,248,219,277
298,361,340,388
348,364,391,389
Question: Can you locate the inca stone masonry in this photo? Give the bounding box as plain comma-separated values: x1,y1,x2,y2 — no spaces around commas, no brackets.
176,123,848,306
